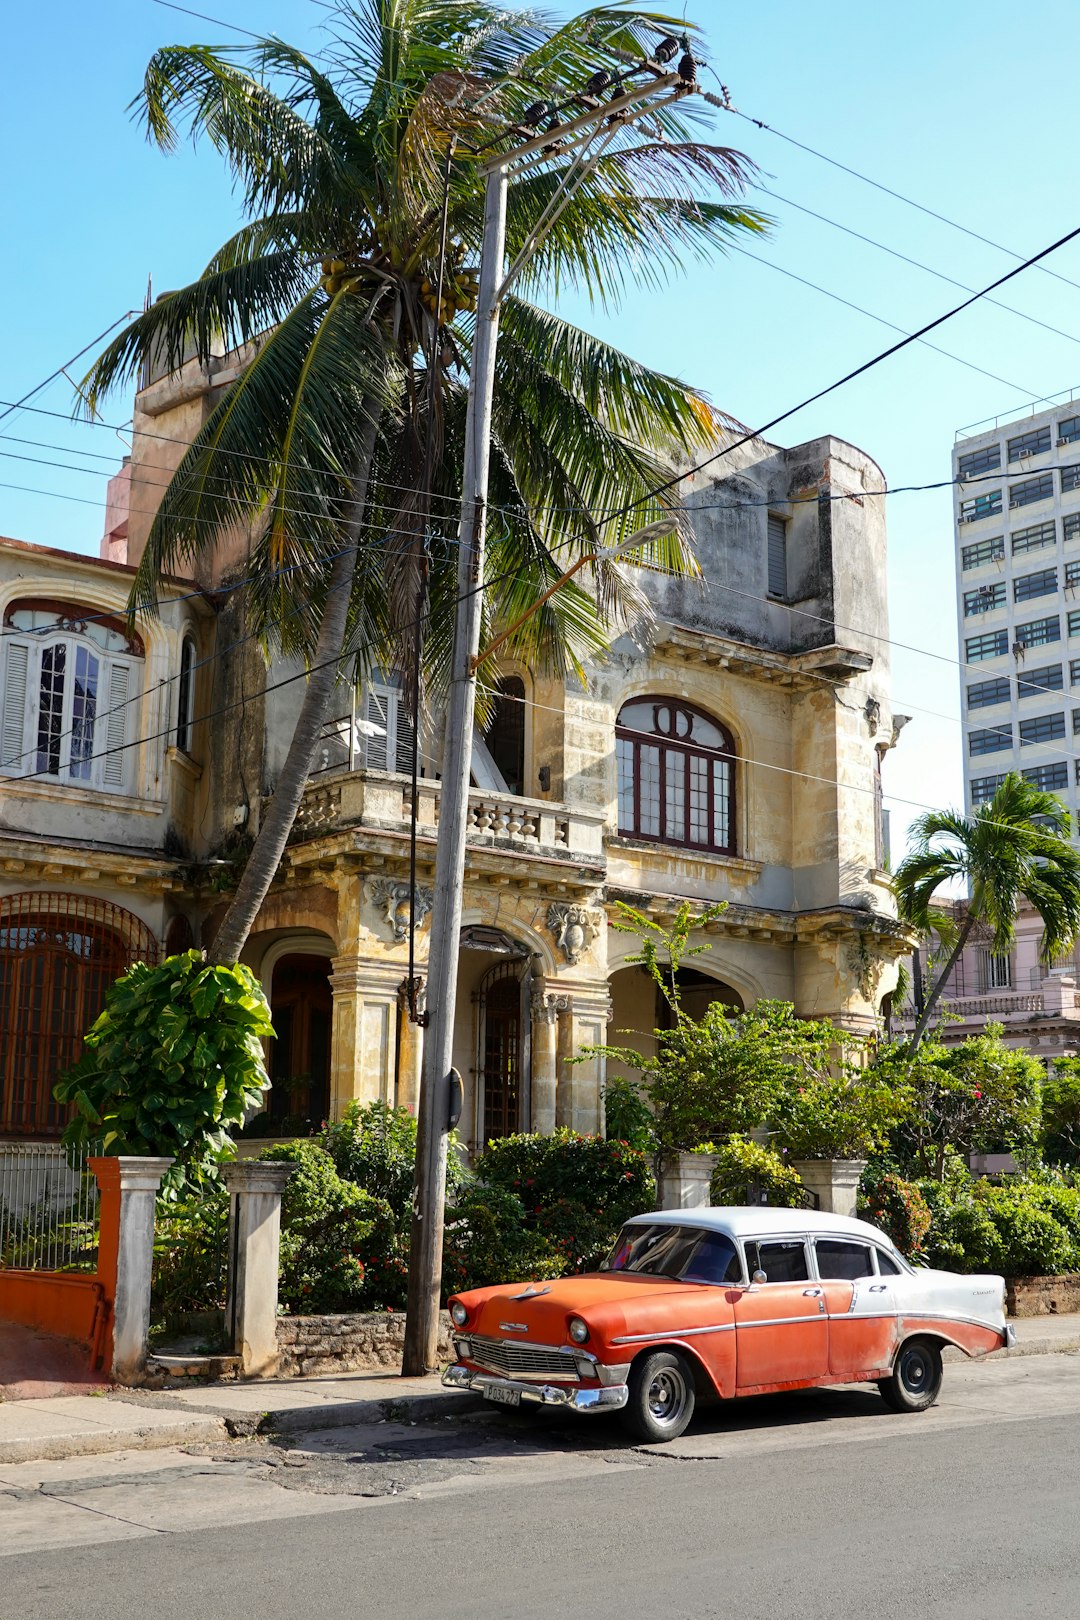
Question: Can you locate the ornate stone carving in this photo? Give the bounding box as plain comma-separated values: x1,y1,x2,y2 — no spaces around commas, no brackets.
530,987,571,1024
367,879,433,942
546,903,602,965
845,939,885,1002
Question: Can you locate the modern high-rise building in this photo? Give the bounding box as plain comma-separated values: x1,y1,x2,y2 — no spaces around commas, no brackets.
954,395,1080,835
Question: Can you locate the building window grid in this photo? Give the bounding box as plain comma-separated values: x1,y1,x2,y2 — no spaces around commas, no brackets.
1008,426,1052,462
967,677,1011,710
962,536,1005,570
1013,568,1058,603
1011,520,1057,555
1018,664,1064,699
969,726,1013,756
1010,474,1056,509
1059,415,1080,446
616,700,735,855
1066,561,1080,590
1015,616,1061,649
966,629,1010,662
1019,712,1066,746
958,445,1002,479
964,582,1007,615
1069,610,1080,640
971,773,1008,805
1062,464,1080,494
960,491,1003,523
1023,762,1068,791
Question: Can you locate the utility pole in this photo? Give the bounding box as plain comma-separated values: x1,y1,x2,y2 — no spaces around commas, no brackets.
402,52,700,1377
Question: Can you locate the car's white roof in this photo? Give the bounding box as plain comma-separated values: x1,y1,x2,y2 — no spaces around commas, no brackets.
625,1206,895,1248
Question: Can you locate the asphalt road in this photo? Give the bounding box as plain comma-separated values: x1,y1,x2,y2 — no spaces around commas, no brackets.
4,1354,1080,1619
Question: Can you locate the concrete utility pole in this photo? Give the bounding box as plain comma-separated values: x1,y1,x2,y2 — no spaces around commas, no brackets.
402,61,698,1377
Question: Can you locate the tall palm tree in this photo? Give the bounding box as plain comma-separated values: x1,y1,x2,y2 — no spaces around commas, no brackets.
81,2,766,965
894,772,1080,1050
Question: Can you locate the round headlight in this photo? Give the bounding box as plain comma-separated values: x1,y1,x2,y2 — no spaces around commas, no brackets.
568,1316,590,1344
450,1301,468,1328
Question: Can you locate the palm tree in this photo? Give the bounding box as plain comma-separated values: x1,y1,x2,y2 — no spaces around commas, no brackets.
894,772,1080,1051
81,2,766,965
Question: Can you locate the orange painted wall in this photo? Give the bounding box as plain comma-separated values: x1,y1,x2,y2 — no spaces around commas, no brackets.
0,1272,106,1355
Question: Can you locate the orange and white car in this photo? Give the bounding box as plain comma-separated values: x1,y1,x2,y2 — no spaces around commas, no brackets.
442,1208,1015,1442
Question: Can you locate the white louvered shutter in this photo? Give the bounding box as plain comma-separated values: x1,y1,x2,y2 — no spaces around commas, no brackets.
101,661,130,789
362,677,416,775
1,641,30,774
767,514,788,598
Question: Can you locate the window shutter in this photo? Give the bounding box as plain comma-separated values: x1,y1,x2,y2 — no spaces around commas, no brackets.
362,678,415,775
101,661,130,788
767,514,788,598
1,642,30,774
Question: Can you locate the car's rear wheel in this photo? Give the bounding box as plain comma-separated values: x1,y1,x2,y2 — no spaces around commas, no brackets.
621,1350,696,1443
877,1337,943,1413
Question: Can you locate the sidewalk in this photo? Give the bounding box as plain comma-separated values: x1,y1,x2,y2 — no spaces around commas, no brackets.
2,1314,1077,1465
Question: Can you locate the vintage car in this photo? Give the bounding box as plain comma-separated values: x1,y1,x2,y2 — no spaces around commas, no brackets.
442,1207,1015,1442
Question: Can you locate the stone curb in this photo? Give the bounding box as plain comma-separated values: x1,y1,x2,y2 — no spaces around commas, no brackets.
261,1390,486,1434
0,1414,227,1466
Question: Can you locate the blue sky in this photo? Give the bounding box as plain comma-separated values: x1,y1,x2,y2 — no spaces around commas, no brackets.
4,0,1080,858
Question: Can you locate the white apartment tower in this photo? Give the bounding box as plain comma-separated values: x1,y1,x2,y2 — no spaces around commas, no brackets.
955,396,1080,837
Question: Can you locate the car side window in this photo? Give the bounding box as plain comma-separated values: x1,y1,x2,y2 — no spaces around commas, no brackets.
876,1251,902,1276
815,1240,875,1281
746,1239,809,1283
681,1232,743,1286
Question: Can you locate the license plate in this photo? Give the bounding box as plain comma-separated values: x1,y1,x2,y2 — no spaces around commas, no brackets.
483,1383,521,1407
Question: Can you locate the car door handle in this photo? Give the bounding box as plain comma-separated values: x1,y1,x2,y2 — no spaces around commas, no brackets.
868,1284,888,1293
802,1287,822,1297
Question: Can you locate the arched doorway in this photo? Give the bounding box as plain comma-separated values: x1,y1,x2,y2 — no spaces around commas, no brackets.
606,963,745,1084
0,893,158,1136
268,954,333,1132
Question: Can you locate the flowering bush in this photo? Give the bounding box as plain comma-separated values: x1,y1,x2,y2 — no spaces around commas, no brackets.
709,1134,807,1209
442,1184,562,1295
857,1167,932,1258
322,1100,465,1226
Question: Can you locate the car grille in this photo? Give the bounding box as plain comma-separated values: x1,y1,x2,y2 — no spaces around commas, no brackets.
464,1335,579,1382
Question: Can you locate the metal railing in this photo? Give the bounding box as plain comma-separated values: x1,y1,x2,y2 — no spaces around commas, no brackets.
0,1143,98,1272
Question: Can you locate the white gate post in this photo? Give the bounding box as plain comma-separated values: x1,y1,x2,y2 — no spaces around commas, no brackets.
222,1160,295,1378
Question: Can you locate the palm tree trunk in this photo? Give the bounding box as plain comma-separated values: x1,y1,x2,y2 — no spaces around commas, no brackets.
908,914,976,1052
207,408,381,967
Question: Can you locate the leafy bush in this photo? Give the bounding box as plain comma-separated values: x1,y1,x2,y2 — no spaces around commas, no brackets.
259,1141,404,1312
777,1072,906,1161
151,1183,229,1328
602,1077,656,1157
913,1166,1080,1276
442,1183,562,1295
55,951,272,1193
709,1134,807,1208
1042,1060,1080,1166
857,1166,932,1257
474,1130,654,1273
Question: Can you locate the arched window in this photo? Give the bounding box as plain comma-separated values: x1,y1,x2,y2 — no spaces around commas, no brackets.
1,600,143,793
483,675,526,796
175,635,196,754
616,697,735,853
0,893,158,1136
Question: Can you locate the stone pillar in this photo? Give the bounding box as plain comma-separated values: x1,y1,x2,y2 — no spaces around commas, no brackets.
530,987,568,1136
659,1151,717,1211
91,1156,174,1385
791,1158,866,1218
222,1160,295,1378
395,982,425,1115
552,988,611,1135
329,955,404,1118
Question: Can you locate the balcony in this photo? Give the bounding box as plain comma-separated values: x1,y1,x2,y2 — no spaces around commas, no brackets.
893,979,1080,1031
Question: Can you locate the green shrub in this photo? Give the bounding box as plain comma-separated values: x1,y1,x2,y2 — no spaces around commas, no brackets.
602,1077,656,1157
1042,1061,1080,1166
777,1072,906,1161
55,951,272,1193
442,1183,562,1296
321,1100,465,1226
151,1183,229,1328
259,1141,404,1312
709,1134,807,1209
858,1167,932,1258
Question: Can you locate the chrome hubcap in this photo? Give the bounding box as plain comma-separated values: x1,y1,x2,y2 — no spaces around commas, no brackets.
647,1368,688,1427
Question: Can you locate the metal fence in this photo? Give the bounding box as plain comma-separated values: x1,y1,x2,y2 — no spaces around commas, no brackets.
0,1142,98,1272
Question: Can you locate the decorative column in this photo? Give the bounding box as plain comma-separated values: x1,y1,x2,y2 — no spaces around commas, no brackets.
530,986,569,1136
567,989,612,1136
91,1155,174,1385
222,1160,295,1378
329,955,406,1118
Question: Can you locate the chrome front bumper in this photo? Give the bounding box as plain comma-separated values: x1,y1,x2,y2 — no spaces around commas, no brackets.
442,1362,628,1412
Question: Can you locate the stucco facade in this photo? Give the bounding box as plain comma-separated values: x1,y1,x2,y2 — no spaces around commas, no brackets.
0,347,912,1150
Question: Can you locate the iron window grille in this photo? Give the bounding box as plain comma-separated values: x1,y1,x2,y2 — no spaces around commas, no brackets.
1011,520,1057,555
964,582,1007,614
969,726,1013,755
1022,762,1068,791
1008,426,1052,461
616,698,735,854
967,677,1011,709
966,630,1010,662
1017,664,1064,698
957,444,1002,479
962,536,1005,570
175,636,196,754
960,491,1003,523
1014,568,1058,603
1019,713,1066,745
1015,616,1061,648
1010,474,1055,508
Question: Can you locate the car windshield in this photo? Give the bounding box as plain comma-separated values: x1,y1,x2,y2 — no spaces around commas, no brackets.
603,1223,742,1284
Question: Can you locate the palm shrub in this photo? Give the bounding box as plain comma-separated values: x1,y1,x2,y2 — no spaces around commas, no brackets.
895,773,1080,1051
81,3,766,967
54,950,272,1193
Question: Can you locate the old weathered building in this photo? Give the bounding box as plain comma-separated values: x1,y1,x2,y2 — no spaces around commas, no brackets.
0,346,912,1148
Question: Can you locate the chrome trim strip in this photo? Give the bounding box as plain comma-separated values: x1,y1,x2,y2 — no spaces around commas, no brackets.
610,1321,736,1346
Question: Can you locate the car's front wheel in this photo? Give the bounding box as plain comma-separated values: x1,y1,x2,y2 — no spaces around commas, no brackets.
621,1350,696,1443
877,1337,943,1413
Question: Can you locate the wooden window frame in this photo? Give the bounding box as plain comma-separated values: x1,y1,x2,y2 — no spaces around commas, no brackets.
616,698,736,856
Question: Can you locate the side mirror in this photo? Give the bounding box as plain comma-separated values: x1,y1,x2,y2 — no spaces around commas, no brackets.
752,1269,767,1286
